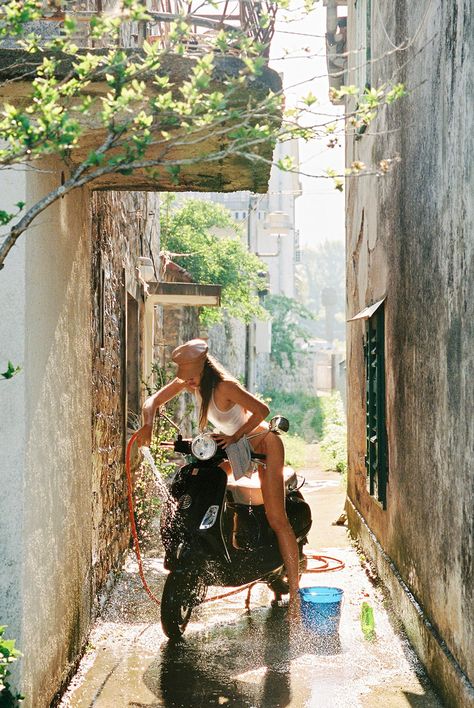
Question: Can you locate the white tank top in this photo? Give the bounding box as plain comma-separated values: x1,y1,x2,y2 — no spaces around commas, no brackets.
196,389,249,435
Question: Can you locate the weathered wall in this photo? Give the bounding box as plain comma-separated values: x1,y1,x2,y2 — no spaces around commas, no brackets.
0,162,93,706
159,302,200,435
345,2,473,704
0,180,161,705
90,191,160,599
0,169,28,692
257,351,314,396
208,317,247,382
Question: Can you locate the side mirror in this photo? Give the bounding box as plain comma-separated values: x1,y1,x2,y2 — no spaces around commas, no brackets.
269,415,290,433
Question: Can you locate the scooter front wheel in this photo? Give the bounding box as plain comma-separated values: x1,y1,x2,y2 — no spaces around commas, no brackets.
161,571,207,640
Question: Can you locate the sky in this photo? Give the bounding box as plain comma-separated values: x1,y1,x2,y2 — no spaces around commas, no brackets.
269,2,346,247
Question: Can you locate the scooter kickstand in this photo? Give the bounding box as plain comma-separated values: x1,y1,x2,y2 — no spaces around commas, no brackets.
245,584,253,611
271,592,283,608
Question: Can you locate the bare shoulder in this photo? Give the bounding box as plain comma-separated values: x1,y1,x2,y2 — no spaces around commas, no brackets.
217,379,250,403
217,379,269,416
218,379,243,395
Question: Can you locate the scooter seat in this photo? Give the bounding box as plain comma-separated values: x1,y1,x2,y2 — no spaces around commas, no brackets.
227,466,297,505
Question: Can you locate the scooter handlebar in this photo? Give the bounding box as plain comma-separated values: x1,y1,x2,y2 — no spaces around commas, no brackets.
160,438,266,461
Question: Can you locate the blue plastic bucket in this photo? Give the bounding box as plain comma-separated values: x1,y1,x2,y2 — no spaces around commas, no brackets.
299,586,344,634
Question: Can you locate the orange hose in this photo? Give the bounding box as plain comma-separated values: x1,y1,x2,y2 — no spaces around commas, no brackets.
125,438,345,608
125,433,162,607
304,552,345,573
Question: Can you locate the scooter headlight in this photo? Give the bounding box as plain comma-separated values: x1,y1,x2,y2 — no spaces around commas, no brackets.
191,433,218,460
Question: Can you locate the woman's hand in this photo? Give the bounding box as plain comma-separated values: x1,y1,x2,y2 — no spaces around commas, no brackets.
135,423,153,448
212,432,238,449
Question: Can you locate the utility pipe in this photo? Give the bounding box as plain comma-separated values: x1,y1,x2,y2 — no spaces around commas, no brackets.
326,0,338,36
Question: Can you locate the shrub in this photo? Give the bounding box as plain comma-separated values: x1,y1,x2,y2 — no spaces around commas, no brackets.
133,363,183,547
319,392,347,476
283,433,307,469
0,626,23,705
262,389,324,442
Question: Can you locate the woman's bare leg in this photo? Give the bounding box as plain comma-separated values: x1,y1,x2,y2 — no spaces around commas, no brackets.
258,432,300,613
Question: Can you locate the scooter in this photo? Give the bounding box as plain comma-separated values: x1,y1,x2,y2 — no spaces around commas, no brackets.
159,415,312,639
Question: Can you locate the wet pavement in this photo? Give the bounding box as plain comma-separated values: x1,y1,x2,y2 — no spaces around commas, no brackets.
61,448,442,708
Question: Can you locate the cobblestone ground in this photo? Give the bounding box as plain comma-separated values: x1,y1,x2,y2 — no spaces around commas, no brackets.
61,448,442,708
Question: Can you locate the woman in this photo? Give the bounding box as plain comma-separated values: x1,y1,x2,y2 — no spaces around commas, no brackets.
135,338,300,614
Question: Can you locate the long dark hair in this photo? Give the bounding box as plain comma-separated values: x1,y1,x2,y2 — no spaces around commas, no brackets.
199,355,236,429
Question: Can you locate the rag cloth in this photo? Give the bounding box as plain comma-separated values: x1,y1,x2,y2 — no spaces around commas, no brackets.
226,436,253,480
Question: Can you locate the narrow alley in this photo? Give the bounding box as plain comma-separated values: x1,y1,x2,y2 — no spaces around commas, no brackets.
61,449,441,708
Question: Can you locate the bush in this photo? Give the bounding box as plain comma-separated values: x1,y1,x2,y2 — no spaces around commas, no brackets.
283,433,307,469
263,389,347,475
262,389,323,442
133,363,183,547
0,626,23,705
319,392,347,476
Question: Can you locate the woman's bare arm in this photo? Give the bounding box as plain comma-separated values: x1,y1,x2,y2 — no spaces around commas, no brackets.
142,378,186,425
136,377,186,446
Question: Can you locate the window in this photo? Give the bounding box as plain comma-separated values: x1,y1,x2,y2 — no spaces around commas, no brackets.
364,303,388,507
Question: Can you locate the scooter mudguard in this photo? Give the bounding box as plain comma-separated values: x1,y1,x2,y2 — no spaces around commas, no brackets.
286,491,312,541
172,464,230,562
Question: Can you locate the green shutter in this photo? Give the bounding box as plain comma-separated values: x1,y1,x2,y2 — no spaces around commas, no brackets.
364,305,388,508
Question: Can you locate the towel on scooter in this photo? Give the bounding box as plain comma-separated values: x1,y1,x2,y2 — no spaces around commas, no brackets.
226,435,253,480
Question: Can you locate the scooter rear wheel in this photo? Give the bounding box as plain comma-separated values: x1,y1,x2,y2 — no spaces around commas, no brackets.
161,571,207,640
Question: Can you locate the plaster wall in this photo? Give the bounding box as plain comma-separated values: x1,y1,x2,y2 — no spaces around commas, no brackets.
0,163,93,706
0,180,162,705
0,169,27,688
345,1,474,703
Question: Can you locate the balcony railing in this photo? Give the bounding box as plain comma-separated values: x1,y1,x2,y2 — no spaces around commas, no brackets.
39,1,277,57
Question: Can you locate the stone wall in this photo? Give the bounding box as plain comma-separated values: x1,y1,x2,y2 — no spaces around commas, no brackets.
0,178,187,705
345,2,473,705
90,190,160,600
256,351,314,397
208,316,247,381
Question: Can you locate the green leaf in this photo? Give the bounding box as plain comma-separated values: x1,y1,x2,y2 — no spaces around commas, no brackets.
302,91,318,107
385,83,407,104
1,361,22,379
276,155,295,171
166,165,181,185
0,210,13,225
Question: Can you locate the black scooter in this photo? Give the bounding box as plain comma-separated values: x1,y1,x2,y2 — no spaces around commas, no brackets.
159,415,312,640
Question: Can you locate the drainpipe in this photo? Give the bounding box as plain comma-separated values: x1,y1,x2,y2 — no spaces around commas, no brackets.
143,300,155,385
246,195,258,393
326,0,338,37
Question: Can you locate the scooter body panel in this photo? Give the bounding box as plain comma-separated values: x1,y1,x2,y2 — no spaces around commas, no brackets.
163,460,312,588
